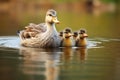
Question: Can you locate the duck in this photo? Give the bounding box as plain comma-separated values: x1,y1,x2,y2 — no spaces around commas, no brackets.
76,29,88,47
62,28,74,47
18,9,61,48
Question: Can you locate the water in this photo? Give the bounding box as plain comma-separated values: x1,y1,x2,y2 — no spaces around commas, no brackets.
0,37,120,80
0,1,120,80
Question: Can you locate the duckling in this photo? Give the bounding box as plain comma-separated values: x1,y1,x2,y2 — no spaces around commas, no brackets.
62,31,74,47
73,32,78,46
76,29,88,47
18,9,60,48
59,31,63,39
59,31,64,47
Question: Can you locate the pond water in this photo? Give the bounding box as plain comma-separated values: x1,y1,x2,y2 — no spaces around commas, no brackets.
0,1,120,80
0,36,120,80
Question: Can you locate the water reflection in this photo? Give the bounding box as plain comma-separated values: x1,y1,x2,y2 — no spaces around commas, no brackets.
61,47,88,68
19,47,62,80
61,47,73,63
76,47,88,63
19,47,88,80
1,37,120,80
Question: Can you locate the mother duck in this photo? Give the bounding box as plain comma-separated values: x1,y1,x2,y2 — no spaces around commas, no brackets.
19,9,61,48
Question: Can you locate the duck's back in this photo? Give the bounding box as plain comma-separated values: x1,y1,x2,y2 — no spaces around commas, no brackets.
29,23,47,33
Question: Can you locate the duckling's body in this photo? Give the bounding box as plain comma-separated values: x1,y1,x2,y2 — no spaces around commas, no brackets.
76,29,88,47
77,37,87,47
62,37,74,47
19,9,60,48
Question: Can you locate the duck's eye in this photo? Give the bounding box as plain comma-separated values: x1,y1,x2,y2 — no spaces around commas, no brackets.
48,14,52,16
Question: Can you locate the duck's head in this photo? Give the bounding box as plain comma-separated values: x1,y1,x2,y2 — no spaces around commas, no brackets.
73,32,78,38
79,29,88,39
45,9,60,24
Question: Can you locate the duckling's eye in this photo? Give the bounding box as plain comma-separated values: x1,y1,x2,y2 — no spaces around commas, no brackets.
48,14,52,16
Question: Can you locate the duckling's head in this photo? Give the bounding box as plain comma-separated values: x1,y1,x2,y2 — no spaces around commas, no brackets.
80,29,86,34
73,32,78,37
79,29,88,39
63,28,72,38
45,9,59,24
59,31,63,37
64,31,72,38
65,28,72,33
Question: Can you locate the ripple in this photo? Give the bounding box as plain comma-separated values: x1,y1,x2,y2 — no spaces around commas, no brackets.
93,37,120,42
0,36,20,49
0,36,107,49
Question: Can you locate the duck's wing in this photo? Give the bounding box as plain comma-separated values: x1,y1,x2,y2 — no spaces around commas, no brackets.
18,23,47,40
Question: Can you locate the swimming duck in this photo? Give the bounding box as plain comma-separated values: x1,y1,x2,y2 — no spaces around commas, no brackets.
19,9,60,48
76,29,88,47
62,28,74,47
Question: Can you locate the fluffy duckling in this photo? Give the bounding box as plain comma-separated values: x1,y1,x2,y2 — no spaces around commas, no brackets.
59,31,64,47
59,31,63,39
73,32,78,46
19,9,60,48
76,29,88,47
62,28,74,47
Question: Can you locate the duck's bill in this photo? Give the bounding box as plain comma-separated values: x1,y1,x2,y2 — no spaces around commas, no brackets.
55,20,60,24
52,17,60,24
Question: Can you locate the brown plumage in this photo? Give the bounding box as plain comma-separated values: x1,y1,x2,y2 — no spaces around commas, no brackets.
18,9,60,48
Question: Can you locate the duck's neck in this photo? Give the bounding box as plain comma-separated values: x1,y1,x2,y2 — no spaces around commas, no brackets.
46,22,57,34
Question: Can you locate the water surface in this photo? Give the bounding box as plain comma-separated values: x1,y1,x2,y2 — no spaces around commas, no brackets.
0,37,120,80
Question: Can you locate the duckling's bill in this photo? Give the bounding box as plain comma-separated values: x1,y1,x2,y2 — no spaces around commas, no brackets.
83,33,88,37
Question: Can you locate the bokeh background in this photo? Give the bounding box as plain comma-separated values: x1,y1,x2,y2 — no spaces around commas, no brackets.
0,0,120,38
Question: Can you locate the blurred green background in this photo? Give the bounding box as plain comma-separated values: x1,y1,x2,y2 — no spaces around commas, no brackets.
0,0,120,38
